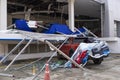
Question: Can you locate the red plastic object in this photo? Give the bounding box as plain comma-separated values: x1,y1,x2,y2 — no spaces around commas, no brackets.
60,43,79,56
75,50,87,64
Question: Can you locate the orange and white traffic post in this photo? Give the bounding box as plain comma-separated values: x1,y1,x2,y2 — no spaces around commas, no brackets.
44,62,50,80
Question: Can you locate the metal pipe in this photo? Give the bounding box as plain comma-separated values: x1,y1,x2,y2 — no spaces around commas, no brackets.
83,27,98,38
37,25,49,30
45,40,84,69
14,58,43,71
7,24,15,29
32,36,71,80
19,31,84,70
17,30,84,80
4,38,33,71
0,37,26,63
74,27,86,37
0,73,14,77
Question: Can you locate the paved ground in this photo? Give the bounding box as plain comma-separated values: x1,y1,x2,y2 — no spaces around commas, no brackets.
0,54,120,80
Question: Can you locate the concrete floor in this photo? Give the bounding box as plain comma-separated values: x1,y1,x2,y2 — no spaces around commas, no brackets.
0,54,120,80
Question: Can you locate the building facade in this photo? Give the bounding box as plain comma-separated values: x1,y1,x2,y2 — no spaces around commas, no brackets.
0,0,120,60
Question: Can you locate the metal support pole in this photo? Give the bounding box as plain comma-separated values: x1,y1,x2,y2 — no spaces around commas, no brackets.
19,31,84,70
0,73,14,77
74,27,86,37
7,24,15,29
14,58,43,71
4,38,33,71
0,37,26,63
17,30,84,80
45,40,84,69
32,36,72,80
37,25,49,30
83,27,98,38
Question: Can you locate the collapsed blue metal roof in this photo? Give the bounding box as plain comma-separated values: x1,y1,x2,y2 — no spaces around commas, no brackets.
15,20,33,32
15,20,86,35
43,23,73,34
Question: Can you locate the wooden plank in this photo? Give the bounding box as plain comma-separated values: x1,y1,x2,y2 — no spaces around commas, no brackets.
45,40,84,70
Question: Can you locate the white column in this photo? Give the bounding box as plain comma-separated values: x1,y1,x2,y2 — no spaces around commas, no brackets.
0,0,7,57
0,0,7,30
68,0,75,32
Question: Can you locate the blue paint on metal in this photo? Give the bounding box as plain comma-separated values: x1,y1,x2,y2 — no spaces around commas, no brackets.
15,20,33,32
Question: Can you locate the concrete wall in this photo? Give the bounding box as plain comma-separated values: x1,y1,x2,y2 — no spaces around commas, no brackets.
101,0,120,53
99,37,120,53
103,0,120,37
107,0,120,21
107,38,120,53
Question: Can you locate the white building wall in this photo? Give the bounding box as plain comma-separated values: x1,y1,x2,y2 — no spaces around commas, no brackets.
108,40,120,53
99,37,120,53
100,0,120,53
105,0,120,37
107,0,120,21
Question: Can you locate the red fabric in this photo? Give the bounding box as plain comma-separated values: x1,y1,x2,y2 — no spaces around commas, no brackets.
72,50,87,67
